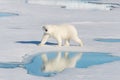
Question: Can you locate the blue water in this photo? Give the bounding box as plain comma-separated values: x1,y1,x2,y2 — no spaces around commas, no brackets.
0,52,120,77
95,38,120,43
0,13,19,17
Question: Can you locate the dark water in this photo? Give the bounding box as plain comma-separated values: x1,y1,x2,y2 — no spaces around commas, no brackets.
0,13,19,17
67,0,100,1
80,0,100,2
0,52,120,77
95,38,120,43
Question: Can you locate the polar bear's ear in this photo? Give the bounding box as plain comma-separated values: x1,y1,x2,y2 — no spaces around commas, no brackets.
42,26,48,32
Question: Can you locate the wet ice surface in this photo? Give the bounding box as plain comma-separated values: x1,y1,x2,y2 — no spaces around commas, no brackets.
0,52,120,77
95,38,120,42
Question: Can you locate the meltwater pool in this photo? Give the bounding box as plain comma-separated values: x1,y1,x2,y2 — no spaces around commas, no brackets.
0,12,19,17
0,51,120,77
95,38,120,43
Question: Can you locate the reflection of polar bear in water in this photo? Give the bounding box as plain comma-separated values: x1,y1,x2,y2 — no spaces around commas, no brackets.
39,24,83,47
41,52,82,73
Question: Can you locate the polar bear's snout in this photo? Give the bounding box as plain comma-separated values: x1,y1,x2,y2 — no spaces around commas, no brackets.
41,65,46,72
42,26,48,32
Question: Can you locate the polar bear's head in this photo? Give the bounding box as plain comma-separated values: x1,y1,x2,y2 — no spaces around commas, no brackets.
42,25,56,35
41,62,56,73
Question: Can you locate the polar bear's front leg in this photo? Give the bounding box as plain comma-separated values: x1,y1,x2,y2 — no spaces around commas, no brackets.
39,34,50,46
64,52,69,58
56,37,62,47
56,52,62,61
64,39,70,46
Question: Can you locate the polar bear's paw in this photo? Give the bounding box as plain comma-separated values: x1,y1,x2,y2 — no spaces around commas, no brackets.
38,44,45,46
79,43,84,47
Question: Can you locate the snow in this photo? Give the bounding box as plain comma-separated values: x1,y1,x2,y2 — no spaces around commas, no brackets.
0,0,120,80
0,0,26,3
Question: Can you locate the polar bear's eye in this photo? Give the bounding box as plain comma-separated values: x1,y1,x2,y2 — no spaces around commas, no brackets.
45,29,48,32
42,26,48,32
42,66,46,71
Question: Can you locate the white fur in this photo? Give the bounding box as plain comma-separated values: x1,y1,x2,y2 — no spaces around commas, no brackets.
39,24,83,47
41,52,82,73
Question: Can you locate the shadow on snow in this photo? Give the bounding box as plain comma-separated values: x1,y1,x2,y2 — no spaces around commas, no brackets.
16,41,57,45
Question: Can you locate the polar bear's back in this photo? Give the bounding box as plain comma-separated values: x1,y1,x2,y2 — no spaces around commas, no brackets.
57,24,78,38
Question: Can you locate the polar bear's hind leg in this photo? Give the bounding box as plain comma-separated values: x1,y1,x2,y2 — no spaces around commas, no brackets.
72,36,83,47
64,39,70,46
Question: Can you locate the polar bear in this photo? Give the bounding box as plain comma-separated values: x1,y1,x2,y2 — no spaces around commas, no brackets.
39,24,83,47
41,52,82,73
